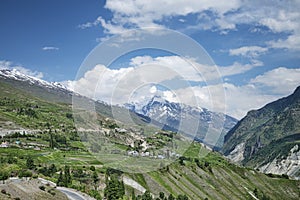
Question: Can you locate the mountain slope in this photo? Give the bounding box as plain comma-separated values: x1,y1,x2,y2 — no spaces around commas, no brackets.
0,69,151,129
128,151,300,200
222,86,300,178
127,96,237,149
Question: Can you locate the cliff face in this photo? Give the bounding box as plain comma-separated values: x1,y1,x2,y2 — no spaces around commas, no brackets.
222,86,300,178
259,145,300,179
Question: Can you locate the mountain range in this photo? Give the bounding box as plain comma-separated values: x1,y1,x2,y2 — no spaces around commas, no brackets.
126,96,237,149
0,69,300,199
0,69,237,149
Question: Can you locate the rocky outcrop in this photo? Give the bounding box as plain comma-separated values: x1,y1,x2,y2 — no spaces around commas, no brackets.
258,145,300,179
226,142,245,163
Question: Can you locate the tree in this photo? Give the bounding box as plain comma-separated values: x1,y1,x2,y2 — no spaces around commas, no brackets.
26,156,35,170
49,164,57,175
88,189,102,200
49,130,55,149
0,170,9,184
92,171,99,189
90,165,96,171
141,191,152,200
64,165,72,186
57,170,64,186
104,175,125,200
168,194,175,200
132,190,136,200
19,170,32,178
159,192,165,199
178,157,185,166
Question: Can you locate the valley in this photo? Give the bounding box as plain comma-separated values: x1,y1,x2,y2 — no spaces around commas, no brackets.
0,70,300,200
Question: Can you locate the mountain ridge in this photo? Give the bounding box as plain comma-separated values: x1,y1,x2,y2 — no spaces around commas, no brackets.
222,86,300,178
126,95,238,149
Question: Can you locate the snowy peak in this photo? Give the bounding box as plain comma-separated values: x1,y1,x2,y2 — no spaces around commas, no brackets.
0,69,68,91
126,96,238,149
139,96,211,122
141,95,181,117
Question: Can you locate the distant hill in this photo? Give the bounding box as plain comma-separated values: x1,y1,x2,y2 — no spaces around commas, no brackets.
222,86,300,178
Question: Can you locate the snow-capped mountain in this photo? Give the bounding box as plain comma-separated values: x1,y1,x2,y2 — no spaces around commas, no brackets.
126,95,238,149
0,69,68,91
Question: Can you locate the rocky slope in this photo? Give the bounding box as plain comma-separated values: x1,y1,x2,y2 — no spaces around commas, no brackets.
222,86,300,178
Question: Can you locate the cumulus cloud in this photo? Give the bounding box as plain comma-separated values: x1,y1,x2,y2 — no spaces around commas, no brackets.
42,46,59,51
250,67,300,94
181,67,300,119
0,60,44,79
218,60,263,77
78,0,300,51
80,0,241,34
63,55,300,119
66,64,133,102
229,46,268,58
268,35,300,51
129,55,261,82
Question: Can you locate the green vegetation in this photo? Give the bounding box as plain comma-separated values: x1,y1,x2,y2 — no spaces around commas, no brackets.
0,79,300,199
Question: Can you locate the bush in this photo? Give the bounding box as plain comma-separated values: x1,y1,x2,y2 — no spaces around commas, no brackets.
48,189,56,196
18,170,33,178
88,190,102,200
39,185,46,191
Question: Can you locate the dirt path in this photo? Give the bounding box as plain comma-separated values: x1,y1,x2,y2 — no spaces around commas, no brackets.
123,176,146,193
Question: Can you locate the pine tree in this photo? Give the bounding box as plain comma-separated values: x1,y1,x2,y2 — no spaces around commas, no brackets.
64,165,71,186
26,156,35,170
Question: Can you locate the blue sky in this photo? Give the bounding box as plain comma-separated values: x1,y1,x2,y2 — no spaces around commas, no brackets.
0,0,300,118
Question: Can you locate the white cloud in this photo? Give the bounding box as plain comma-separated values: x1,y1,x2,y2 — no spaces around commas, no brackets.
259,10,300,33
84,0,300,51
78,17,102,29
66,55,293,119
229,46,268,58
0,60,44,79
268,35,300,51
80,0,240,35
250,67,300,94
67,64,133,102
183,67,300,119
42,46,59,51
130,55,211,82
129,55,261,82
218,60,263,77
172,73,300,119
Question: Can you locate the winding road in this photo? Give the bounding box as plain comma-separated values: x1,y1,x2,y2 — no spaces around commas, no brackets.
37,178,95,200
57,187,86,200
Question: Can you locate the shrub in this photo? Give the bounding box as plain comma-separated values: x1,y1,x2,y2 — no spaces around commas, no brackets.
39,185,45,191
